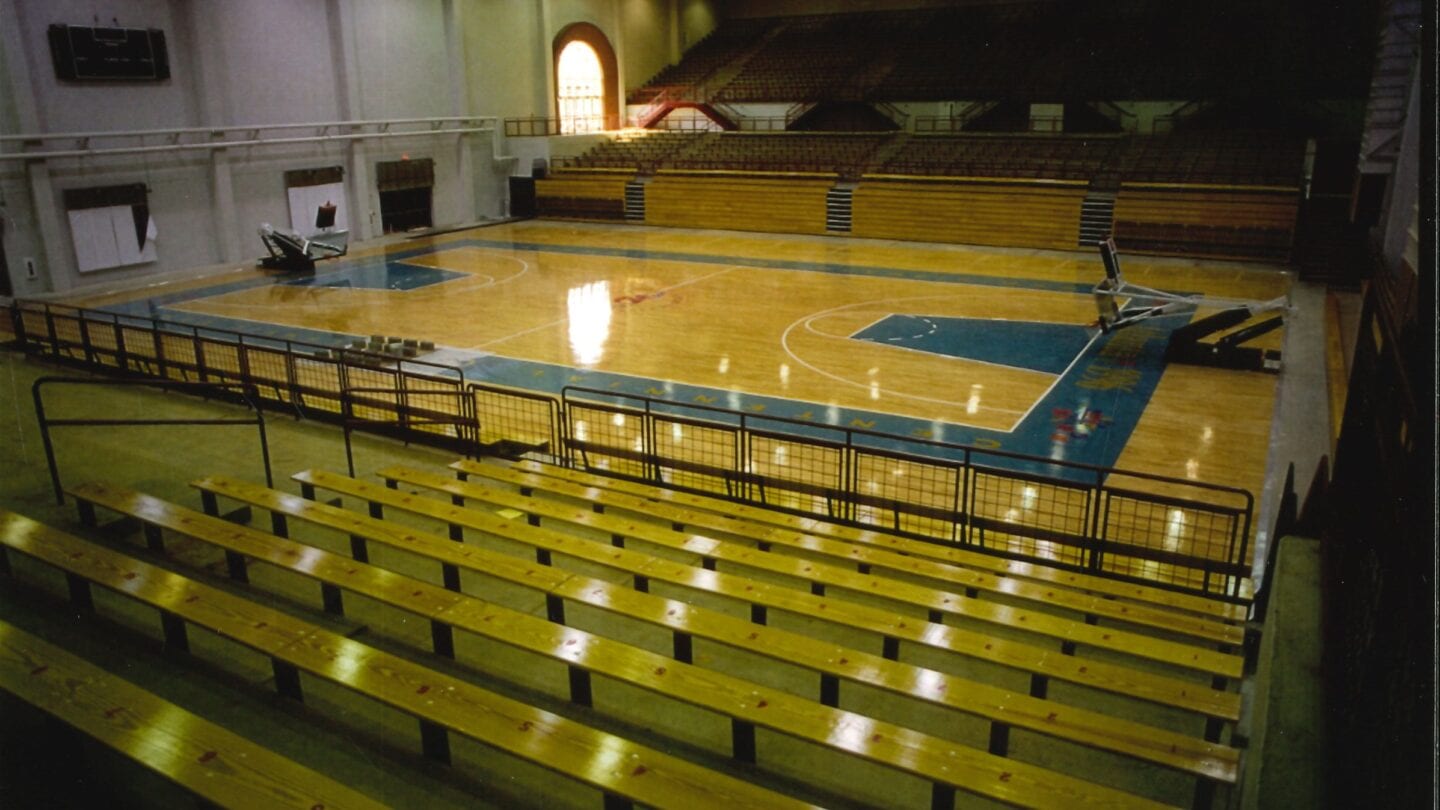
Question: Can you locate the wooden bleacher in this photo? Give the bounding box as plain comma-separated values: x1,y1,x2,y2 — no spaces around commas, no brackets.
209,472,1243,727
0,617,387,810
534,170,635,221
852,177,1086,250
419,464,1241,649
67,482,1183,809
645,172,835,235
0,437,1261,806
368,465,1240,680
181,471,1238,804
1112,183,1300,262
0,509,817,810
498,458,1249,624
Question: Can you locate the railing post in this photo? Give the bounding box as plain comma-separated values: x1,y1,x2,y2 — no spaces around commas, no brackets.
31,381,63,505
76,311,94,365
43,304,59,355
284,341,302,417
193,326,208,383
112,313,129,370
236,334,253,390
1088,470,1106,572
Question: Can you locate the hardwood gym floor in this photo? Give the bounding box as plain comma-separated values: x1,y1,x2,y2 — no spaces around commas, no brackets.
74,220,1289,505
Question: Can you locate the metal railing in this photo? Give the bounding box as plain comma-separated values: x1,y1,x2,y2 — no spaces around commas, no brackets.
11,299,1253,601
13,300,470,447
559,386,1254,601
503,114,625,137
0,117,496,162
12,299,563,463
32,376,273,505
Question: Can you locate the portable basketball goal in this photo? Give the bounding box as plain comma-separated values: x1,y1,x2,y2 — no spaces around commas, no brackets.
1093,237,1288,372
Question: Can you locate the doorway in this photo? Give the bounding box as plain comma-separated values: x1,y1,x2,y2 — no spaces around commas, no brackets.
376,158,434,234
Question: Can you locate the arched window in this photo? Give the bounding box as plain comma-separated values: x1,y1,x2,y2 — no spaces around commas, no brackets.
553,23,618,133
557,41,604,134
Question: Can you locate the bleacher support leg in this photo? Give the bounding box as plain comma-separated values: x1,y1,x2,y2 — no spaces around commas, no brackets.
535,548,552,566
568,666,593,707
1193,778,1215,810
633,575,649,593
442,563,461,591
820,674,840,707
988,722,1010,756
928,609,943,623
431,621,455,658
882,636,900,660
546,595,566,624
225,551,249,583
419,721,450,764
66,574,94,612
272,660,303,702
299,482,315,500
857,562,870,574
810,582,825,596
1029,674,1049,699
270,512,288,538
76,499,97,528
143,524,164,552
611,534,625,547
731,719,757,763
448,523,463,542
750,604,767,625
602,794,633,810
1204,717,1223,742
200,490,218,517
160,610,189,653
931,784,956,810
349,535,370,562
673,631,693,663
368,502,383,519
320,583,344,616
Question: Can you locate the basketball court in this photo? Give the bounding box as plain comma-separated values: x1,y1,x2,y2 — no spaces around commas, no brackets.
72,219,1289,506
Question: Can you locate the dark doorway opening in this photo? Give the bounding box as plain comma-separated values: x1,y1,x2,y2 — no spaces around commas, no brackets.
376,158,435,234
379,187,432,233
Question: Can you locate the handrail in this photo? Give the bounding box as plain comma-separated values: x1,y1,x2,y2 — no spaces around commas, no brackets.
0,116,495,143
1,122,493,162
31,376,272,505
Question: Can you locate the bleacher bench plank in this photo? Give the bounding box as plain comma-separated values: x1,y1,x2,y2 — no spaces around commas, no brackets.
501,458,1248,623
0,618,389,810
68,482,1193,808
450,459,1242,645
234,472,1242,786
0,510,813,810
381,465,1242,680
249,472,1241,724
